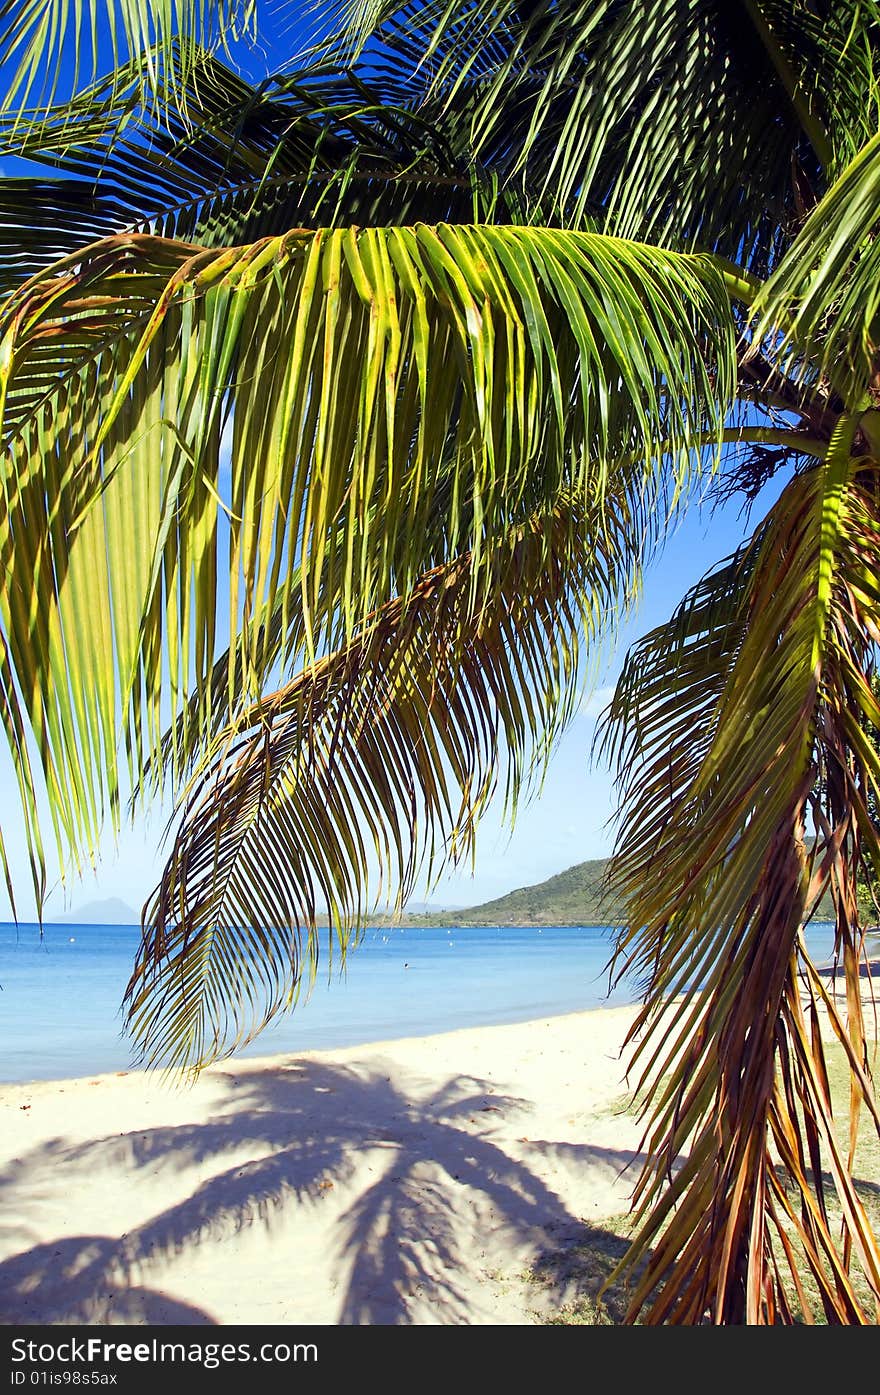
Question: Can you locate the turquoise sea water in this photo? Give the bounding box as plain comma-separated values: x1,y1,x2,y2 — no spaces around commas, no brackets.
0,919,839,1084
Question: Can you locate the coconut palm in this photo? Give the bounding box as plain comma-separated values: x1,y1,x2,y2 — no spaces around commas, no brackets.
2,0,879,1323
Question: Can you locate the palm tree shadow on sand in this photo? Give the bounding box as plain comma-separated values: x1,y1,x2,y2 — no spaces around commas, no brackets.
0,1060,648,1324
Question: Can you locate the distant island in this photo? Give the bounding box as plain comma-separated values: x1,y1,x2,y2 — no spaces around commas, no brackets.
406,859,625,927
399,856,837,928
50,897,140,926
47,859,841,931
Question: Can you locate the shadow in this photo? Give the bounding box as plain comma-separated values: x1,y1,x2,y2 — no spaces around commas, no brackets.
0,1238,216,1324
523,1138,643,1179
528,1222,640,1324
817,960,880,982
0,1060,650,1325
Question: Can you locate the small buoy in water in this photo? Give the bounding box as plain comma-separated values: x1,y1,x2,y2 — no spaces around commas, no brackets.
404,962,409,969
68,937,75,943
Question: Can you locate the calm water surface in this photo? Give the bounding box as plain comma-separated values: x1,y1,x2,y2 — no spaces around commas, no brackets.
0,919,839,1083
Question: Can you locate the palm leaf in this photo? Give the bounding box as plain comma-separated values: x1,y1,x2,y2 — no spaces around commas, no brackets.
124,499,626,1071
0,222,736,912
0,49,484,296
0,0,255,115
599,421,880,1322
751,129,880,400
327,0,880,256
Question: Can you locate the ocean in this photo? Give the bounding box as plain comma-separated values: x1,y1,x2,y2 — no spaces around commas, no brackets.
0,919,840,1084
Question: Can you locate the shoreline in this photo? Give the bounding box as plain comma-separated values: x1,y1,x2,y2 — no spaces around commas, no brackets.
0,920,856,1090
0,993,637,1092
1,978,875,1326
0,921,635,1089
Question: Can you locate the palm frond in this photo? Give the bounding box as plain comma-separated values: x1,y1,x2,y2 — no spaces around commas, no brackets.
0,48,487,296
599,423,880,1322
124,500,621,1071
326,0,880,258
0,175,131,299
751,129,880,401
0,222,736,911
740,0,880,177
0,0,255,115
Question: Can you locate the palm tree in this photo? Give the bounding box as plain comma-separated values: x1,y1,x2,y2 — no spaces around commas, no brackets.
2,0,879,1323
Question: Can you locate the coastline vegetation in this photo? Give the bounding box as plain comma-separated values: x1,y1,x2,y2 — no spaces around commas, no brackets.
405,858,843,928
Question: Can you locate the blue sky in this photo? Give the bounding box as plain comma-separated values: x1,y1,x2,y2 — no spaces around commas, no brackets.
427,479,780,909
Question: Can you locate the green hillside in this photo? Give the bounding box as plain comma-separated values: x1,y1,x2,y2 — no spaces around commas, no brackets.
424,858,626,926
411,857,839,928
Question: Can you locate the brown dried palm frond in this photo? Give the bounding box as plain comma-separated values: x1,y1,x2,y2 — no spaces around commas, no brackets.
600,439,880,1323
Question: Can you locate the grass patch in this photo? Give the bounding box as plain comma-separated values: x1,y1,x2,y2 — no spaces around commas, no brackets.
526,1216,639,1324
529,1036,879,1324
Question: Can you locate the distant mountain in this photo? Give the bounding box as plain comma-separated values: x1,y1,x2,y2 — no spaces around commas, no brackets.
370,899,464,917
419,859,626,927
51,897,139,925
412,856,838,928
45,860,841,932
402,899,465,915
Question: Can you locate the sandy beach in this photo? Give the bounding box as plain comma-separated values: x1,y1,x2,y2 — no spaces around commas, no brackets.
1,965,875,1328
0,1005,648,1326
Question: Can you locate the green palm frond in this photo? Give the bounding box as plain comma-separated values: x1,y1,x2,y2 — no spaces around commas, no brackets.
0,222,736,912
599,423,880,1323
0,625,48,916
752,129,880,400
19,1,871,271
327,0,880,256
0,0,255,115
124,499,625,1071
739,0,880,176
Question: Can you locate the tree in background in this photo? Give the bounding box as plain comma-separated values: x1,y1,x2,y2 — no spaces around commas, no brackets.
1,0,879,1322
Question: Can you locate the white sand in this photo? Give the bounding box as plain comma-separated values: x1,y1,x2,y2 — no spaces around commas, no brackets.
4,967,874,1329
0,1006,647,1327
